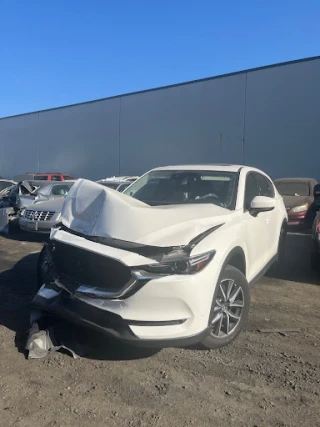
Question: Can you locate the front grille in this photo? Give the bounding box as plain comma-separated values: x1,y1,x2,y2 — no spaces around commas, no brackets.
25,210,55,221
50,241,132,292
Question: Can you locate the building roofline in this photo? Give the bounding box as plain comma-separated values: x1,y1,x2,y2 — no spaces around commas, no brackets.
1,55,319,121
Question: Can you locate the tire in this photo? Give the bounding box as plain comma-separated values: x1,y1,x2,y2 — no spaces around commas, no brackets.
201,265,250,350
277,225,287,265
268,225,287,275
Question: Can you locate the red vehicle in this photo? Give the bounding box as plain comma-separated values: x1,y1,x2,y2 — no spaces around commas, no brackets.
14,173,75,182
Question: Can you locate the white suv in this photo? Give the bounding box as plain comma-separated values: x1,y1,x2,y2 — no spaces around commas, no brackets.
35,165,287,349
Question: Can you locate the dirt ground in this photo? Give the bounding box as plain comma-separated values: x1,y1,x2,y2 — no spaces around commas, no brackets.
0,230,319,427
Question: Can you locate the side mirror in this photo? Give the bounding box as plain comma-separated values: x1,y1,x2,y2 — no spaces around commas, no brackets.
313,184,320,199
250,196,275,215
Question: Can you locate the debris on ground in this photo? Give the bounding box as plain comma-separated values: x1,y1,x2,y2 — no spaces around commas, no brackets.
258,328,301,335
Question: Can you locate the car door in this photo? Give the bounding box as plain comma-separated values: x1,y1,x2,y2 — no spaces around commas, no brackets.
243,172,272,280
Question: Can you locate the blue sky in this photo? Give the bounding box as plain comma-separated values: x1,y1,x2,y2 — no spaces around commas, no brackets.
0,0,319,118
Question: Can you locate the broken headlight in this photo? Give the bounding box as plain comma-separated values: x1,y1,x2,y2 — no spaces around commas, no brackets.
140,251,215,276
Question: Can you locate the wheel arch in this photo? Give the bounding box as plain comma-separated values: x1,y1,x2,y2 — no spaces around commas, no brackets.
221,246,247,278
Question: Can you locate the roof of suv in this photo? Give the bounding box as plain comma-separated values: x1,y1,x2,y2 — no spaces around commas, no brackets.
26,172,68,175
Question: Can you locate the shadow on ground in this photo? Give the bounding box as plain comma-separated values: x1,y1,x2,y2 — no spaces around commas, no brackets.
266,232,320,286
2,219,50,243
1,231,318,362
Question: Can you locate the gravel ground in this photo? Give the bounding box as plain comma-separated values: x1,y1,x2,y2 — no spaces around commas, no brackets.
0,231,319,427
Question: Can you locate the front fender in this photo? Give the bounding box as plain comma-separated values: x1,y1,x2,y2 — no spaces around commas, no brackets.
190,221,249,278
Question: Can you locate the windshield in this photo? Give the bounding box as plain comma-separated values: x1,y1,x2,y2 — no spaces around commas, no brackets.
275,181,310,196
123,170,238,209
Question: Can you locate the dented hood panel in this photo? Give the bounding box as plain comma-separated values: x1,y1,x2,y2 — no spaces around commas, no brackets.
61,179,231,247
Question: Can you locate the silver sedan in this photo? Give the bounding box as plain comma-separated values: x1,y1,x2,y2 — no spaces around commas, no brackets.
19,198,64,233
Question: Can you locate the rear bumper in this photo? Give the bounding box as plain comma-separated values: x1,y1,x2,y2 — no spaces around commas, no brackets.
32,286,210,348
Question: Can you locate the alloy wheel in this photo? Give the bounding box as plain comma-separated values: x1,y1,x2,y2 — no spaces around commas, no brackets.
210,279,244,338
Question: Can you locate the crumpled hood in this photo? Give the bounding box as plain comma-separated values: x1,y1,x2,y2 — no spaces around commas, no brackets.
60,179,232,247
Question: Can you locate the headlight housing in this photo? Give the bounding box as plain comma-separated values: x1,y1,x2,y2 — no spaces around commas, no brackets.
291,203,309,213
138,251,215,276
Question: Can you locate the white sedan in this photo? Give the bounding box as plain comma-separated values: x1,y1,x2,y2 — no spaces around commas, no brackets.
35,164,287,349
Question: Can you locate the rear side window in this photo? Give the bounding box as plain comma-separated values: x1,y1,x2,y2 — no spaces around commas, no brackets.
51,185,71,196
34,175,48,180
51,175,62,181
63,175,74,180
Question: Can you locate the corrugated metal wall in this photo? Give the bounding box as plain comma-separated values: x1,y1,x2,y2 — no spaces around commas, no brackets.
0,58,319,181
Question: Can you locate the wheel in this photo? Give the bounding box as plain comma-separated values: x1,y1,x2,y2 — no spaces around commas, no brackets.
201,265,250,350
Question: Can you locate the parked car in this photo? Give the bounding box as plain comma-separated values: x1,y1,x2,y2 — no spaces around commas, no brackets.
0,181,40,212
14,172,75,182
118,176,139,182
274,178,318,228
99,176,139,183
18,181,76,211
19,198,64,233
97,178,135,192
35,164,287,350
0,179,16,192
116,182,132,192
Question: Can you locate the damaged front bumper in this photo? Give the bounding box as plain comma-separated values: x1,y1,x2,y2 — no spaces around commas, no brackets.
32,282,211,348
32,228,220,347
